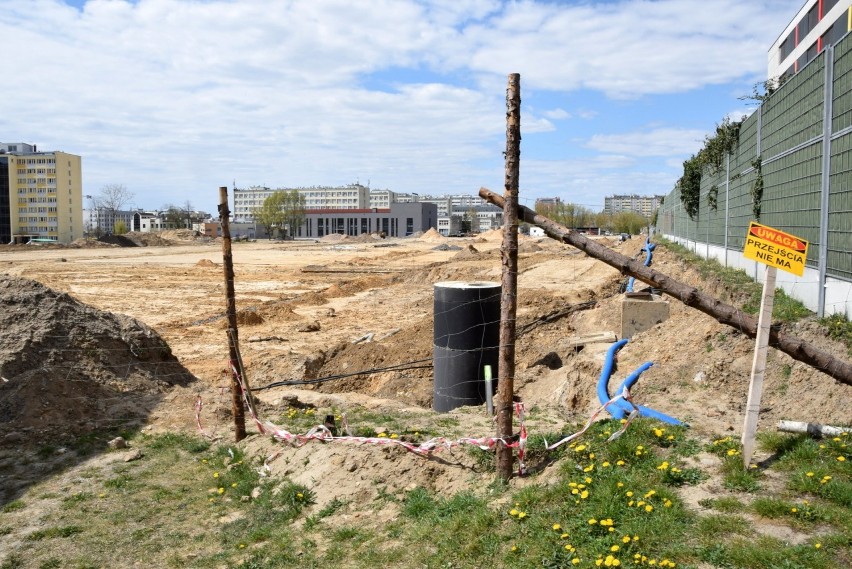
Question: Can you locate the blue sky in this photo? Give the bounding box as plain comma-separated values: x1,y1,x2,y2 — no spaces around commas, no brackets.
0,0,802,213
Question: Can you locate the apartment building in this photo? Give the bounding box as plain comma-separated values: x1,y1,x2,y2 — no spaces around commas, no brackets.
0,142,82,244
233,183,370,222
769,0,852,80
603,194,664,217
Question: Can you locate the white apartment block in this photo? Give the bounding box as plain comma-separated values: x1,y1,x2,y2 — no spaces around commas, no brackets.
233,183,370,223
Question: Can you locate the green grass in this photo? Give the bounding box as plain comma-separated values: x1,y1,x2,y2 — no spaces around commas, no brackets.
659,238,812,322
1,417,850,569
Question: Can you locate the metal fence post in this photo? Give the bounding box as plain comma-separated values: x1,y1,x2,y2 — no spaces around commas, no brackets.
818,45,835,318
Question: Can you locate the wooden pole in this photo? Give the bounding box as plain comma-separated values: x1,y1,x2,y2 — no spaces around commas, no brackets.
219,186,246,441
497,73,521,482
742,265,776,467
478,187,852,388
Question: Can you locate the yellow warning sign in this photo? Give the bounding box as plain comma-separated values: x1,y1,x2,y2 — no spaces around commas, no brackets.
743,222,809,276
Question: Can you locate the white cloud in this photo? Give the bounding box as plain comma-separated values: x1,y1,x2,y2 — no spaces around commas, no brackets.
586,128,709,158
0,0,797,209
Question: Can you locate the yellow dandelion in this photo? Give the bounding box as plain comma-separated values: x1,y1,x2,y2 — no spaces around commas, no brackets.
561,533,570,539
239,544,245,549
617,482,624,487
589,453,596,459
518,511,527,519
611,545,620,552
622,535,631,543
806,472,814,477
218,487,224,494
588,518,598,525
838,456,846,462
213,472,219,478
664,499,673,508
511,545,518,552
581,490,589,499
509,508,519,516
645,490,656,498
645,505,654,513
572,559,581,566
626,491,634,497
390,434,399,439
231,483,238,488
617,460,626,466
815,543,822,549
553,523,562,531
575,444,587,452
585,477,593,483
603,461,611,467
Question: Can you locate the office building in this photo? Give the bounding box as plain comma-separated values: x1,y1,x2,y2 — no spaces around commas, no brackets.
769,0,852,80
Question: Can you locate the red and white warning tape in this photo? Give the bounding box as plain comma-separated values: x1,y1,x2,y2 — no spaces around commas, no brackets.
195,362,643,476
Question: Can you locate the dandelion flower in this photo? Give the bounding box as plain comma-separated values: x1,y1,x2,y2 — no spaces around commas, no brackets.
838,456,846,462
553,523,562,531
572,559,581,565
518,511,527,519
611,545,620,552
806,472,814,477
815,543,822,549
588,518,598,525
213,472,219,478
509,508,519,516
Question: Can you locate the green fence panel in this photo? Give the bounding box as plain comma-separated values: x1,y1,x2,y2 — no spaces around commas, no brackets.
761,144,822,266
762,53,825,160
832,33,852,133
828,132,852,280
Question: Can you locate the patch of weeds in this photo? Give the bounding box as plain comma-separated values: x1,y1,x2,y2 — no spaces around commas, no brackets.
144,432,210,453
0,526,12,536
698,496,745,513
36,444,58,459
1,500,24,513
104,472,137,491
781,363,792,378
721,462,762,493
69,432,103,456
304,498,345,531
697,513,751,538
701,535,835,569
820,312,852,354
62,491,93,509
26,525,84,541
660,465,708,487
39,558,62,569
1,555,23,569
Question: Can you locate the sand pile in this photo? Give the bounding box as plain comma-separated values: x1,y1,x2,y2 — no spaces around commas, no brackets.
418,227,445,242
0,276,195,439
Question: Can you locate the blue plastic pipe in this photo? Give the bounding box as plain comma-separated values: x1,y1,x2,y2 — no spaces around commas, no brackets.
596,340,685,426
626,237,656,293
596,339,628,408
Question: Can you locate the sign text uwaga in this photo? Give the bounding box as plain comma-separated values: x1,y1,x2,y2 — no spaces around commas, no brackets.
743,222,809,277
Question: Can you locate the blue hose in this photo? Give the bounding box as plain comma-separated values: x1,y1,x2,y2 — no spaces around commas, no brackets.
596,340,685,426
626,237,656,293
596,339,628,408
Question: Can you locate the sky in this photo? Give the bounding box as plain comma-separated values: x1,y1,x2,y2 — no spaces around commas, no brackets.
0,0,803,214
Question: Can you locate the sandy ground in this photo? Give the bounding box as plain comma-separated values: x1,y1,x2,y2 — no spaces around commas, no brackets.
1,230,850,518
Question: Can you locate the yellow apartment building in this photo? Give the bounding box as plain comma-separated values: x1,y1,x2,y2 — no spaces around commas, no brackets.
0,142,83,244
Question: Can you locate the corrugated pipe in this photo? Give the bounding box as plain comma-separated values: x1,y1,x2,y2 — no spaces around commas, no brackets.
596,340,685,426
626,237,656,293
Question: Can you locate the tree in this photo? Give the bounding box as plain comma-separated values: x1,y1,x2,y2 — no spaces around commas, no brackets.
254,192,287,238
114,220,128,235
611,211,649,235
280,190,306,239
97,184,134,234
180,200,195,229
161,205,184,229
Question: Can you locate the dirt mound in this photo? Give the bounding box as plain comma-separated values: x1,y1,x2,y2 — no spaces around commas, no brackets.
159,229,200,241
0,275,195,439
418,227,445,242
195,259,217,267
320,233,348,242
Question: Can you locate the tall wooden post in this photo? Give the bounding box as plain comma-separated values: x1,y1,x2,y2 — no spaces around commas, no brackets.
219,186,246,441
741,265,776,467
497,74,521,481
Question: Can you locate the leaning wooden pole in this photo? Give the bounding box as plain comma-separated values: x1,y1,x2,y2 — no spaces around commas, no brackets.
478,187,852,387
497,73,521,482
219,186,247,441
